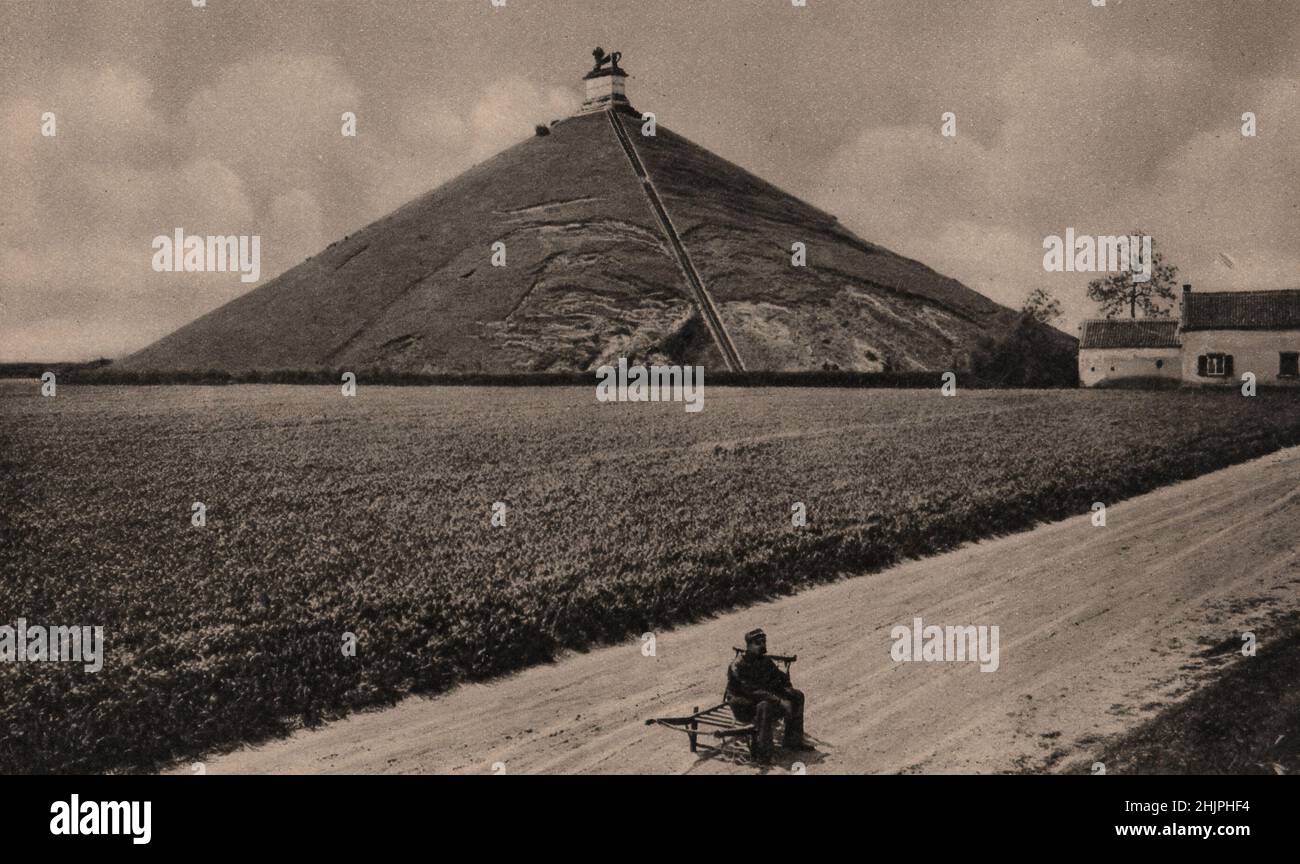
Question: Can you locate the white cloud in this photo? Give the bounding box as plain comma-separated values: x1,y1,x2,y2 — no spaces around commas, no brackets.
184,56,362,184
467,77,576,159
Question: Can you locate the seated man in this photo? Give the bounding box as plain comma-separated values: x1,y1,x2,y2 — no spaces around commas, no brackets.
724,628,808,759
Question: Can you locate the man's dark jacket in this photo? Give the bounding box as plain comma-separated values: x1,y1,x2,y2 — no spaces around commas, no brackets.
725,653,791,703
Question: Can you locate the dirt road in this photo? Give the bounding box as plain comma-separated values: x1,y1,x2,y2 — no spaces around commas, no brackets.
189,447,1300,774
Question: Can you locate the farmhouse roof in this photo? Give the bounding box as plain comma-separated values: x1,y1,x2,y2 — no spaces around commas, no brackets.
1078,318,1180,350
1181,288,1300,332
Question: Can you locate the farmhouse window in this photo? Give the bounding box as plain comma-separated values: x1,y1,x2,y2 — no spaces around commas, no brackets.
1198,353,1230,377
1280,353,1299,378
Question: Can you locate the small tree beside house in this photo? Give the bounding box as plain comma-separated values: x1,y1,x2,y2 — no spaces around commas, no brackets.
1085,230,1180,319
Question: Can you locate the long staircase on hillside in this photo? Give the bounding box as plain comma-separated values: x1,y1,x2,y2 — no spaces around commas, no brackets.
605,110,746,372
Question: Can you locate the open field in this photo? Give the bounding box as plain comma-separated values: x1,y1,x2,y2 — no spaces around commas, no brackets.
3,382,1300,773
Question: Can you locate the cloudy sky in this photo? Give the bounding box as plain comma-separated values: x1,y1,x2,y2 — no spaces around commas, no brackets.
1,0,1296,361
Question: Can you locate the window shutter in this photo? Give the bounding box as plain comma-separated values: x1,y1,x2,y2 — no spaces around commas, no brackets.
1225,355,1234,378
1197,355,1207,376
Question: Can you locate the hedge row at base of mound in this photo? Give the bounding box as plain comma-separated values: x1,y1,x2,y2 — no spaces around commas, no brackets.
65,367,974,388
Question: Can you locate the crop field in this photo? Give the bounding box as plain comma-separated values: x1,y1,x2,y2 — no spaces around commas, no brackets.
4,382,1300,773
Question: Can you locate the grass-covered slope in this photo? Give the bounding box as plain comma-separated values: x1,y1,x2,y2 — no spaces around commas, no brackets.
620,112,1026,371
121,108,1029,374
121,113,715,374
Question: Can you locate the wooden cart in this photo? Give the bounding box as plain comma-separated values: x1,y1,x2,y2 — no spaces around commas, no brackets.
644,650,796,756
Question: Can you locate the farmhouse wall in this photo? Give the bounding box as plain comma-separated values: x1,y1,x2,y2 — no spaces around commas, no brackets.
1078,347,1181,387
1181,329,1300,386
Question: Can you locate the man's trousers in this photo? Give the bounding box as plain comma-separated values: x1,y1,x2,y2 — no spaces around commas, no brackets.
727,689,804,756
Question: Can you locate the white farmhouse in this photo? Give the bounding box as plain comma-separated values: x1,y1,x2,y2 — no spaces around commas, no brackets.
1179,286,1300,386
1077,318,1181,387
1078,285,1300,388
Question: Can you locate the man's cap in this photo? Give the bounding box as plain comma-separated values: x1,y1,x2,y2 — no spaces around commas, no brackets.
744,628,766,645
